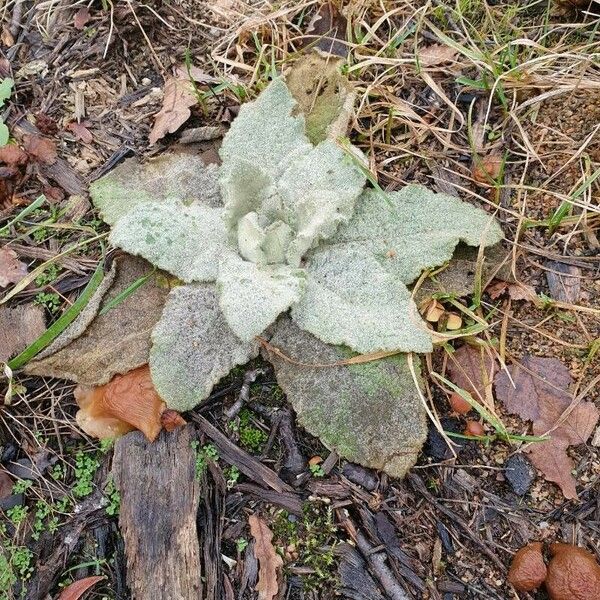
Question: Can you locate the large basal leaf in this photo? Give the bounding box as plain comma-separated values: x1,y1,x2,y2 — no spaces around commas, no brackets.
292,248,432,353
216,252,305,342
150,284,260,412
110,202,228,283
265,318,427,478
26,256,170,385
277,140,365,266
219,79,312,180
330,186,503,284
292,186,503,353
90,153,222,225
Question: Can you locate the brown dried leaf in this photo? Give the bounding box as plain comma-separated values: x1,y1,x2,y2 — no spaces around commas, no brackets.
149,72,198,145
67,121,93,144
0,246,28,287
495,356,599,499
418,44,458,66
249,513,283,600
75,365,165,441
0,471,12,499
448,344,498,403
0,145,28,167
23,134,57,165
303,1,348,57
58,575,105,600
25,255,170,385
73,7,91,30
0,303,46,362
486,279,537,302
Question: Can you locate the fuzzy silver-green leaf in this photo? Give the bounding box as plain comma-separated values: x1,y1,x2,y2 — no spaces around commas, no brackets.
292,248,432,353
150,284,259,412
110,202,227,283
216,252,305,342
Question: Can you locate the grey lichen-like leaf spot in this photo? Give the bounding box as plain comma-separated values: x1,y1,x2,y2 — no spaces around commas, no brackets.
265,318,427,478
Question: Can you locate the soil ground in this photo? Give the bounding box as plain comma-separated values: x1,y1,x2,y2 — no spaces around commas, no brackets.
0,1,599,599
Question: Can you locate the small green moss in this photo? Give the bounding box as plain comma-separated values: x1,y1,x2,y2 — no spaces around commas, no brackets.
271,503,339,592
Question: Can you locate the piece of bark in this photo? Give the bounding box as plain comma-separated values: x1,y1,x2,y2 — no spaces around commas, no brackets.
545,260,581,303
112,426,201,600
337,543,386,600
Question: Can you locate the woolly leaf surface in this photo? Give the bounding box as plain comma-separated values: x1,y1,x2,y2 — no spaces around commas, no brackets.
292,247,432,353
90,154,221,225
217,252,305,342
330,186,504,284
277,140,366,266
219,79,312,179
265,318,427,478
150,284,259,412
109,202,227,283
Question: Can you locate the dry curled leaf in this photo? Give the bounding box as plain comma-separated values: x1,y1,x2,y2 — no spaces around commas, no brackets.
0,246,28,287
486,279,537,302
249,513,283,600
507,542,547,592
73,7,91,30
149,69,199,145
545,543,600,600
58,575,105,600
418,44,458,66
67,121,93,144
495,356,599,499
0,144,28,167
302,1,348,57
74,365,166,441
0,303,45,362
23,134,57,165
448,344,498,404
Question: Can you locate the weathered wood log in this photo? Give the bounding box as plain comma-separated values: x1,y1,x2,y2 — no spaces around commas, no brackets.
113,426,201,600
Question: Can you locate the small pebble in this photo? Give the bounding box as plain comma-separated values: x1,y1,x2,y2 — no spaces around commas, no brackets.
505,454,535,495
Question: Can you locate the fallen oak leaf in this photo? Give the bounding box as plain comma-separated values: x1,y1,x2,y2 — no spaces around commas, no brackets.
447,344,498,404
58,575,105,600
249,513,283,600
74,365,167,441
0,246,28,287
148,68,200,145
0,303,45,362
486,279,537,302
494,356,599,499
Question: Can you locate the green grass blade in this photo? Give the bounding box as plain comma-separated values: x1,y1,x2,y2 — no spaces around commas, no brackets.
98,268,155,316
432,371,508,436
0,195,46,237
7,259,106,370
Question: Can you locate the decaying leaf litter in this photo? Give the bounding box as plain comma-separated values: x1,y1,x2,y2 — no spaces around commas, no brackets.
0,1,599,599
